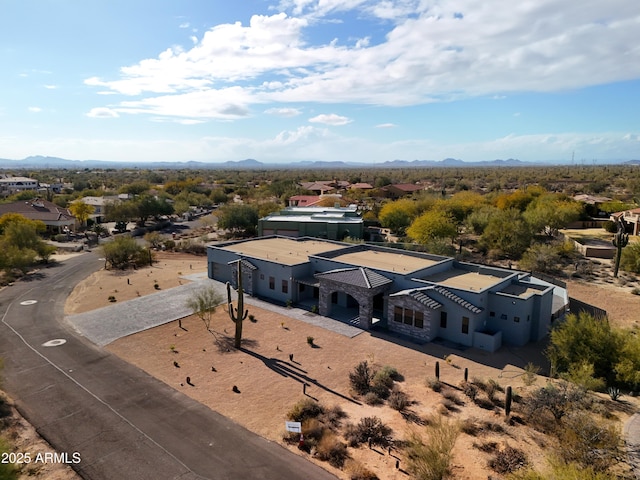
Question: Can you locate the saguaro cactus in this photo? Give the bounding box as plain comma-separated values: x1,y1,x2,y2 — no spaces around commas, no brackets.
505,386,512,417
227,261,248,349
613,218,629,278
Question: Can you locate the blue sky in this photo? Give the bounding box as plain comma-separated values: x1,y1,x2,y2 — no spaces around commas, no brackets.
1,0,639,164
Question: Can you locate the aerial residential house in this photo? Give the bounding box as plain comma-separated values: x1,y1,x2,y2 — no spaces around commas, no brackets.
258,206,364,240
208,237,568,351
0,175,39,196
79,195,124,223
349,182,374,191
611,208,640,236
383,183,426,199
0,198,76,233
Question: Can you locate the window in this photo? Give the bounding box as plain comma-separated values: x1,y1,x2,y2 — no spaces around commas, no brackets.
462,316,469,334
269,276,275,290
394,306,403,323
282,279,288,294
489,311,495,317
500,314,507,320
260,274,264,280
440,311,447,329
514,316,520,323
414,311,424,329
404,310,413,325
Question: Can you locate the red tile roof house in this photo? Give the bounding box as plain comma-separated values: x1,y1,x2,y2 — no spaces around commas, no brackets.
383,183,427,199
0,198,76,233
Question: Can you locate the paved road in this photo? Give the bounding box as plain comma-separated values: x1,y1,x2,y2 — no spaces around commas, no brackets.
0,252,336,480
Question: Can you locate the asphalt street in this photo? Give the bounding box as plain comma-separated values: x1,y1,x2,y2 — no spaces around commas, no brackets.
0,251,336,480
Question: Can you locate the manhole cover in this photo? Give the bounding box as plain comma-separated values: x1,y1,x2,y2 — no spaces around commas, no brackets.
20,300,38,306
42,339,67,347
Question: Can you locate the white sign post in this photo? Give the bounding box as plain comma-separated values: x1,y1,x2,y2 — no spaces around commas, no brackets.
285,421,302,433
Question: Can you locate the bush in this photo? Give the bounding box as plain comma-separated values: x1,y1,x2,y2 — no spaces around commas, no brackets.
344,416,392,447
461,381,478,401
427,377,443,392
442,391,464,406
315,432,348,468
320,405,346,428
488,445,528,474
405,414,459,480
388,390,410,411
345,460,379,480
349,361,373,395
306,336,314,346
287,397,324,422
364,392,383,406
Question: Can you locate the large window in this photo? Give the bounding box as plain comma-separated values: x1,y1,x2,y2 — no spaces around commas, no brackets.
282,279,288,294
440,311,447,329
269,276,275,290
393,306,424,329
462,316,469,334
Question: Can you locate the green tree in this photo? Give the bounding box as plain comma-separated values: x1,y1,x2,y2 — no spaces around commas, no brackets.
186,286,224,331
69,200,95,228
102,236,149,269
481,209,532,259
547,312,624,387
620,241,640,274
519,243,562,273
524,195,582,237
379,199,418,235
135,195,174,225
407,210,457,244
119,181,151,196
104,201,138,224
217,204,259,237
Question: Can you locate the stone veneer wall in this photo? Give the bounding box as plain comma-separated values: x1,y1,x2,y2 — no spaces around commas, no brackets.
386,296,435,342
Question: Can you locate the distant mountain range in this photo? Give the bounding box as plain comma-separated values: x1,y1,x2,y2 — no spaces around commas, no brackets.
0,155,636,170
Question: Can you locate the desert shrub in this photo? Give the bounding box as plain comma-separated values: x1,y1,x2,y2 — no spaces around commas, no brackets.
486,379,503,401
460,418,480,436
509,460,620,480
556,411,621,472
427,377,442,392
481,421,505,434
442,391,464,406
108,295,116,302
473,441,497,453
301,418,325,447
405,414,459,480
364,392,383,406
315,432,349,468
440,399,458,412
287,397,324,422
0,438,18,480
344,460,379,480
461,381,478,401
475,397,497,410
320,404,346,428
488,445,528,474
389,390,410,411
523,362,541,386
523,383,586,426
344,416,392,447
377,365,402,381
306,336,314,346
349,361,373,395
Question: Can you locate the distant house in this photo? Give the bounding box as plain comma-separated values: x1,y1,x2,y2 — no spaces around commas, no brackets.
383,183,426,199
611,208,640,235
0,175,39,196
573,194,612,219
0,198,76,233
79,195,124,223
288,194,343,207
299,182,336,195
258,206,364,240
349,182,373,191
207,237,568,351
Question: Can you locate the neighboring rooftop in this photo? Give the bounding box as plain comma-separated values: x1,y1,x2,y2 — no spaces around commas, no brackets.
499,282,547,298
220,237,343,265
421,267,507,291
328,249,440,273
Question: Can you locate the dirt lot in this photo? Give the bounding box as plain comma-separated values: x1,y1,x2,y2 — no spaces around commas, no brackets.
58,251,638,479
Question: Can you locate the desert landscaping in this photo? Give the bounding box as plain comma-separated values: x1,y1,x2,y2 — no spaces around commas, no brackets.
55,250,639,479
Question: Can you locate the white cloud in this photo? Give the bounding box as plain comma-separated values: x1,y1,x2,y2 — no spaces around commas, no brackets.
179,22,190,29
86,107,119,118
28,107,42,113
265,107,302,117
84,2,640,121
309,113,352,125
43,84,58,89
376,123,397,128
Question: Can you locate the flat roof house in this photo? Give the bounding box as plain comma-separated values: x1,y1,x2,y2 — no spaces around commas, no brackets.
208,237,568,351
258,206,364,240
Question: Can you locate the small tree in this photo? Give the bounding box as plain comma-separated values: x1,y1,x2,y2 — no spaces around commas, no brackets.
69,200,95,229
186,286,223,331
